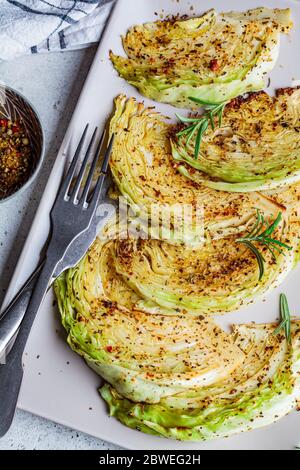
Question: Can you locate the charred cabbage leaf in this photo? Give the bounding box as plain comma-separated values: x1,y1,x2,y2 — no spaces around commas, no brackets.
111,216,298,316
54,220,244,403
172,88,300,192
110,8,292,108
55,205,298,319
54,217,300,440
109,95,291,245
101,322,300,441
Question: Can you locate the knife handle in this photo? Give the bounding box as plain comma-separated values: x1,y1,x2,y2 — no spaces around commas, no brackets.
0,260,45,359
0,258,56,438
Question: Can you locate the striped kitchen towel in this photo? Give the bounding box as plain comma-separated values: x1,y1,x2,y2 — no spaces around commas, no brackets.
0,0,114,61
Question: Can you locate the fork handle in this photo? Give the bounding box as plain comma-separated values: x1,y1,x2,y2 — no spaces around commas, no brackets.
0,258,56,438
0,269,40,359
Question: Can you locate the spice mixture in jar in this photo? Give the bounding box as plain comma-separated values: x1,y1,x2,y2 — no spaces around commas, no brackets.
0,118,33,200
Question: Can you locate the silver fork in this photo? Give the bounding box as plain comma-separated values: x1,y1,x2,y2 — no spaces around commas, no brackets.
0,125,114,437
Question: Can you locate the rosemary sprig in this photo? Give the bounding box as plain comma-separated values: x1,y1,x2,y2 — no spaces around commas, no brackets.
176,97,227,159
236,211,292,281
273,293,291,344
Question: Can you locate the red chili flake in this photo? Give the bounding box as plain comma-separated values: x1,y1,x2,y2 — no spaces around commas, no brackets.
12,125,20,133
0,119,7,128
209,59,220,72
106,346,113,353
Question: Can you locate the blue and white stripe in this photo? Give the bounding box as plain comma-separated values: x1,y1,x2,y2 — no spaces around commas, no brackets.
0,0,114,60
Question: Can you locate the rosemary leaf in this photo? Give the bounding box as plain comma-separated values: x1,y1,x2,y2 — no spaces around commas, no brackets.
239,240,265,281
176,125,195,138
263,237,292,250
273,319,287,336
194,120,209,159
175,113,200,123
260,212,282,237
247,209,263,238
273,294,291,343
236,211,292,281
218,104,226,127
188,97,221,107
186,123,200,146
175,97,228,159
263,243,278,261
209,112,215,130
282,294,291,343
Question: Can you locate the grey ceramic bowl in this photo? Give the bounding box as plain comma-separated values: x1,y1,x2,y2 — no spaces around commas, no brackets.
0,85,44,204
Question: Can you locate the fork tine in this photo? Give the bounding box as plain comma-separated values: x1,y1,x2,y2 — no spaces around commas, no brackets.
100,134,114,175
69,127,98,202
86,135,114,210
80,128,106,204
59,124,89,199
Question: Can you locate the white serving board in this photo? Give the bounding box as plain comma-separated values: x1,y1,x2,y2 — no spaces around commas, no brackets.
4,0,300,450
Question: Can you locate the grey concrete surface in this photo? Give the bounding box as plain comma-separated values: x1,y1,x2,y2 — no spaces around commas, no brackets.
0,49,120,450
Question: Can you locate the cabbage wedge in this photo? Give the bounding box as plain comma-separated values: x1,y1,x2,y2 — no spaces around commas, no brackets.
54,220,244,403
101,322,300,441
55,205,298,317
109,95,290,246
110,8,292,108
54,216,300,440
111,218,297,315
172,88,300,192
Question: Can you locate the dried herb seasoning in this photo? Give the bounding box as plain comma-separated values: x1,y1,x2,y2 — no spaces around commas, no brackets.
0,118,33,200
